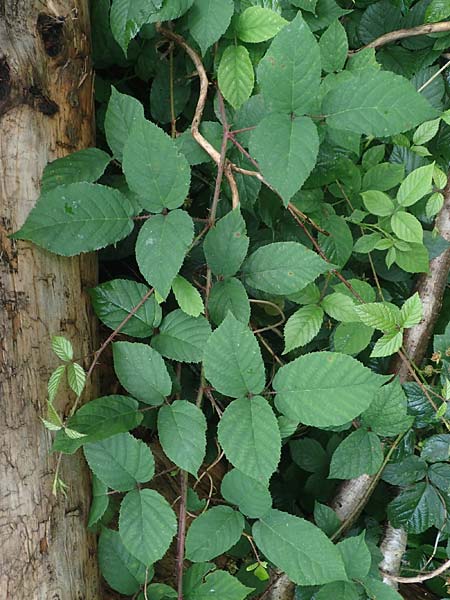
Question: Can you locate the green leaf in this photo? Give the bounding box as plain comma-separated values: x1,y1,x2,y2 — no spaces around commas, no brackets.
413,119,440,145
47,365,66,402
236,6,287,43
84,432,154,491
139,583,177,600
354,302,400,331
249,114,319,203
318,215,353,268
203,313,265,397
337,532,371,579
105,87,145,161
371,330,403,358
316,581,361,600
253,509,347,585
88,475,109,528
110,0,160,51
99,528,149,595
90,279,161,338
150,0,194,22
51,336,73,361
218,46,254,109
382,456,427,486
290,438,328,473
187,570,253,600
361,379,413,437
218,396,281,483
53,395,142,453
314,503,341,537
421,434,450,462
428,462,450,493
360,577,403,600
321,293,358,322
158,401,206,476
388,482,444,533
41,148,111,191
425,0,450,22
203,208,249,277
183,563,215,597
119,488,177,564
257,13,321,114
283,305,324,353
152,309,211,363
135,210,194,298
188,0,234,55
333,322,374,356
426,192,444,217
185,506,245,562
12,183,135,256
67,363,86,396
172,275,204,317
319,20,348,73
274,351,387,427
43,401,63,431
242,242,330,296
329,429,383,479
362,163,405,192
221,469,272,518
395,243,429,273
323,70,438,136
113,342,171,405
400,292,423,328
209,278,251,326
123,119,191,213
396,164,435,207
361,191,395,216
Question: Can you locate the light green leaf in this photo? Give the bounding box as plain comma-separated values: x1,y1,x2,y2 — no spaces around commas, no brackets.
152,310,211,363
218,46,254,109
391,211,423,243
257,13,321,114
426,192,444,217
67,363,86,396
172,275,204,317
413,119,440,145
329,429,383,479
105,87,145,160
362,163,405,192
123,119,191,213
185,506,244,562
203,313,265,397
354,302,400,331
110,0,161,51
187,570,253,600
51,336,73,361
65,427,87,440
361,379,413,437
47,365,66,403
337,532,371,580
99,528,149,595
209,278,251,326
333,322,374,355
242,242,330,295
12,183,135,256
283,305,324,353
395,243,429,273
388,482,444,533
188,0,234,55
52,395,143,454
273,351,387,427
90,279,161,338
321,293,358,322
237,6,287,43
361,190,395,216
119,489,177,563
396,164,435,207
41,148,111,191
221,469,272,518
218,396,281,483
253,509,347,585
353,233,383,254
400,292,423,328
113,342,171,405
425,0,450,22
203,208,249,277
43,401,63,431
250,113,319,203
158,401,206,476
135,210,194,298
319,20,348,73
371,330,404,358
323,70,438,136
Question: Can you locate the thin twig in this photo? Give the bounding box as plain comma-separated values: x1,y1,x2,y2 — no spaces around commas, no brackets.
358,21,450,51
382,558,450,584
176,470,188,600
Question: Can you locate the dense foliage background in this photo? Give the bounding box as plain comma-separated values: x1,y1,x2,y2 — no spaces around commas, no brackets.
13,0,450,598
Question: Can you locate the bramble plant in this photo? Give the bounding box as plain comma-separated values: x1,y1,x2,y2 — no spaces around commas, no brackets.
12,0,450,598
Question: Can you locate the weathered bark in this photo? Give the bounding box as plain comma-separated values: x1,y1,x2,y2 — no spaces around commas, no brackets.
0,1,100,598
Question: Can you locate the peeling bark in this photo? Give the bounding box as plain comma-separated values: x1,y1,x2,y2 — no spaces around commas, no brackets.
0,1,100,597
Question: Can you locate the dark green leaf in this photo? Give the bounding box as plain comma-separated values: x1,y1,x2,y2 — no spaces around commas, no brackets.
221,469,272,518
203,208,249,277
152,309,211,363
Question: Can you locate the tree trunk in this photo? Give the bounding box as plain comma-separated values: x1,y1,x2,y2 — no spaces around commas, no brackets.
0,1,100,597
